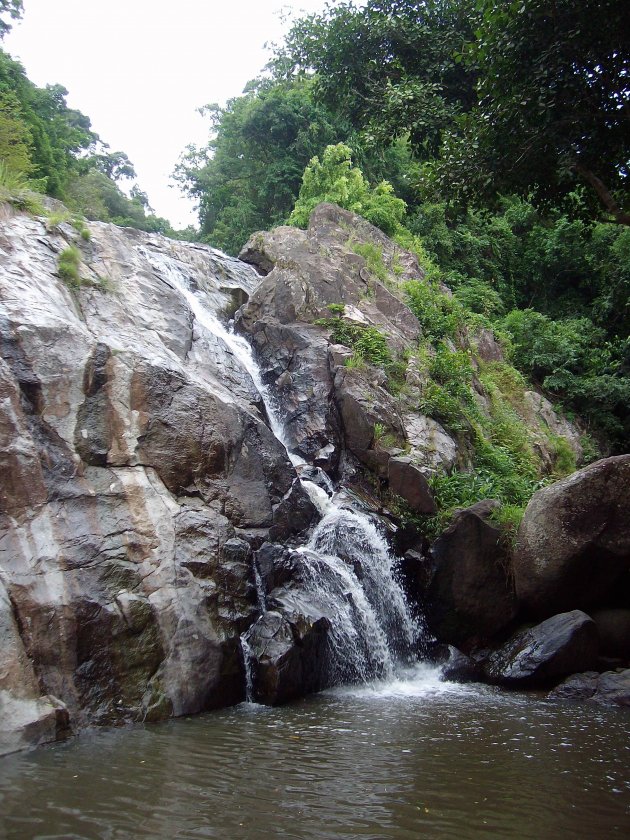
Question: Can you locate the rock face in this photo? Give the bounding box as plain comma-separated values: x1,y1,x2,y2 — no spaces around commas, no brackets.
514,455,630,617
484,610,599,686
424,505,518,646
238,205,421,473
0,212,316,753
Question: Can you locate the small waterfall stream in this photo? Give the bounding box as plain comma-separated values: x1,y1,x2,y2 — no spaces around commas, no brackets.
142,244,420,697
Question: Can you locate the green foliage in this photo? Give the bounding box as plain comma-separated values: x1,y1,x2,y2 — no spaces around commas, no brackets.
57,246,82,288
317,315,393,369
0,1,22,38
349,241,388,282
449,0,630,224
403,277,465,342
174,78,345,254
274,0,476,156
502,308,630,444
548,434,577,478
288,143,406,236
0,160,43,213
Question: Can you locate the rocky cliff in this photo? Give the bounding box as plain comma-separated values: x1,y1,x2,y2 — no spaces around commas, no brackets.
2,201,618,755
0,207,318,754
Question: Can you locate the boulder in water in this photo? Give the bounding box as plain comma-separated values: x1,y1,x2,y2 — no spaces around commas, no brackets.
436,645,484,684
513,455,630,617
548,669,630,707
243,610,331,705
424,506,518,646
484,610,599,686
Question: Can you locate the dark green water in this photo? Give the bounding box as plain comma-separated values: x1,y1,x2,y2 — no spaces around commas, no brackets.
1,666,629,839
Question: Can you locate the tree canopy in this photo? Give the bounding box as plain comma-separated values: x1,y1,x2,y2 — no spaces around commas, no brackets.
0,0,22,38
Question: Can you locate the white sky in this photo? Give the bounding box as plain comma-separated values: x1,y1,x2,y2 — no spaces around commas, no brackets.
5,0,332,228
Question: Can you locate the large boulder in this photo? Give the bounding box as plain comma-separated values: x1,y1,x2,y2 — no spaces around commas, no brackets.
424,505,518,646
514,455,630,617
243,610,331,705
484,610,599,686
387,456,436,515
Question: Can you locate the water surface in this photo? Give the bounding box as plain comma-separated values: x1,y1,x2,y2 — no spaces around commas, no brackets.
1,667,629,839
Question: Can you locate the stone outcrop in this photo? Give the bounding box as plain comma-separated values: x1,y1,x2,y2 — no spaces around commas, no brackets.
0,212,316,753
424,505,518,647
238,205,422,473
0,200,600,752
483,610,599,686
513,455,630,617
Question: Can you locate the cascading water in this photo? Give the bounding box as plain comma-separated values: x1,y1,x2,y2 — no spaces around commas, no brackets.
142,243,420,695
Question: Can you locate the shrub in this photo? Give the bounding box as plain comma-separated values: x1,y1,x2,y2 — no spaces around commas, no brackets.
288,144,406,236
57,246,82,288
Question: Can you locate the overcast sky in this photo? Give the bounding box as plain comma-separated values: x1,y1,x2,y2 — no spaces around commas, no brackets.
5,0,332,228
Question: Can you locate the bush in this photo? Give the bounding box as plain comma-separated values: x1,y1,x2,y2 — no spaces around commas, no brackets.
288,143,406,236
57,246,82,288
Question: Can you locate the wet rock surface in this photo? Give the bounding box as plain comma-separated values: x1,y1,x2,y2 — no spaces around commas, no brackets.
483,610,600,686
548,669,630,707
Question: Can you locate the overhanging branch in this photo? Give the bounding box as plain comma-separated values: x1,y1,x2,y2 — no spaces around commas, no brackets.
573,163,630,226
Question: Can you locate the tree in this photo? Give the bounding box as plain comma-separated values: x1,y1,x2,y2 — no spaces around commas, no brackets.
0,89,33,175
174,78,347,253
0,50,100,195
0,0,22,38
429,0,630,225
274,0,476,156
288,143,406,235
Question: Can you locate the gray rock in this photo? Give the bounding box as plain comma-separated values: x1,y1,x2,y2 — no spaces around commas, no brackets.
243,610,331,705
388,456,437,515
0,212,300,752
514,455,630,616
425,507,518,646
439,645,484,684
548,669,630,707
484,610,599,686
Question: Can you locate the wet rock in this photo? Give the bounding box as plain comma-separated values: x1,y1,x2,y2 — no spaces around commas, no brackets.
397,549,435,608
484,610,599,686
237,204,423,469
547,671,600,701
243,609,331,705
0,213,280,750
590,670,630,706
0,579,72,754
425,507,518,646
514,455,630,617
439,645,484,684
548,669,630,707
388,456,437,515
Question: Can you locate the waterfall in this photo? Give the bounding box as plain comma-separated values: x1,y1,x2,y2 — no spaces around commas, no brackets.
142,244,420,695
